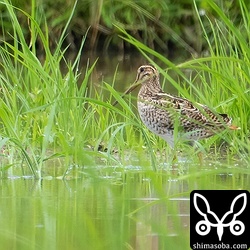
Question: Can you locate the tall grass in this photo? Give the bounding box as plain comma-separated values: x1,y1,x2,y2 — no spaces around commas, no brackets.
0,1,85,177
0,1,90,178
0,1,156,178
0,3,249,250
116,0,250,164
0,0,249,180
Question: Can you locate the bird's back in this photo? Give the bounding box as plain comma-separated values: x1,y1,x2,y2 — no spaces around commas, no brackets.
138,90,233,147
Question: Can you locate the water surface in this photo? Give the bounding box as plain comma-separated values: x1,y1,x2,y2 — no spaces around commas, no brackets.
1,167,249,250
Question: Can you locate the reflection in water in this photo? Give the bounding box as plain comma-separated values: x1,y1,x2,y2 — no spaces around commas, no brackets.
0,170,248,250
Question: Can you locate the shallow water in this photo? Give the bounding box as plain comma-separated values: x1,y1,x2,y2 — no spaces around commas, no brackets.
0,167,249,250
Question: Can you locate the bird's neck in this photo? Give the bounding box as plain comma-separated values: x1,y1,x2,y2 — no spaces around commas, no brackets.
138,76,163,98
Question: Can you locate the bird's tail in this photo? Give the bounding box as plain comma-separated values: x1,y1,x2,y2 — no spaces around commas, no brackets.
228,125,241,130
219,113,240,130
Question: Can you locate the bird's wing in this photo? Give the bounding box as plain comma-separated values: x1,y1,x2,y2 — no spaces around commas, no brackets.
155,93,231,131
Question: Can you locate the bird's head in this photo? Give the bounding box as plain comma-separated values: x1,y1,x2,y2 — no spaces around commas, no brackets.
135,65,159,84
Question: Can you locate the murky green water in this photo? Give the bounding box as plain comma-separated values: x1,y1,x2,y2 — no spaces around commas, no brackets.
1,167,249,250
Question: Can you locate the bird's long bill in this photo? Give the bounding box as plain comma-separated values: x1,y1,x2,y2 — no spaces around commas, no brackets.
113,80,141,106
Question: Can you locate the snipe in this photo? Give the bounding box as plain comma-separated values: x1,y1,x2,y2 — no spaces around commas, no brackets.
124,65,239,148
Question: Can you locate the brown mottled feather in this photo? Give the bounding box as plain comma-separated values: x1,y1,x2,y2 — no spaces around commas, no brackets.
134,65,238,148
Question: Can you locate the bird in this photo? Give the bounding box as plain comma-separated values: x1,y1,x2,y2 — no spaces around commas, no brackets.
122,65,239,149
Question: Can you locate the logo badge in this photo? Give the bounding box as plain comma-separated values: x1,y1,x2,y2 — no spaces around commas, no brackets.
190,190,250,249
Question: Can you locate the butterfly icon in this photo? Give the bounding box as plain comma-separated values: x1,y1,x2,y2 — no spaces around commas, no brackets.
193,192,247,241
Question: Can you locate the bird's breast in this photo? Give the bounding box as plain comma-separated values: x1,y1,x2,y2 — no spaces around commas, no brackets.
137,100,173,135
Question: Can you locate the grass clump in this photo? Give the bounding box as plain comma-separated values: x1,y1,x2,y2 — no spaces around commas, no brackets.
0,1,151,179
0,0,249,180
116,0,250,165
0,1,90,178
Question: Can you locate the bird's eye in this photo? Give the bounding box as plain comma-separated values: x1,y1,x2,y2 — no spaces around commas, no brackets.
139,67,145,73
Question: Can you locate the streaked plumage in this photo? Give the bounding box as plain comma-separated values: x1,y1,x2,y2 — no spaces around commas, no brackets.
130,65,238,148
